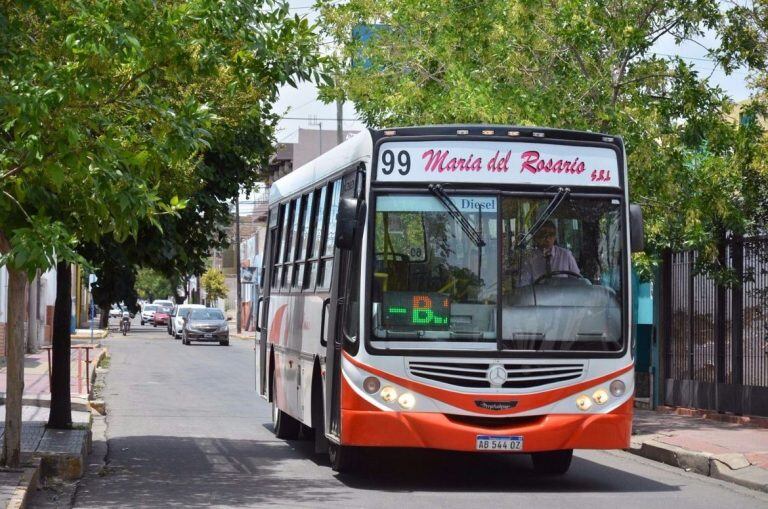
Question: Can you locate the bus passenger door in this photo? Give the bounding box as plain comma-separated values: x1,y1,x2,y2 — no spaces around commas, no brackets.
325,170,363,441
258,208,280,399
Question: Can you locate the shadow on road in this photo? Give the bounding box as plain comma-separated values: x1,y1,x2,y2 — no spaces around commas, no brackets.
76,435,348,508
75,432,679,508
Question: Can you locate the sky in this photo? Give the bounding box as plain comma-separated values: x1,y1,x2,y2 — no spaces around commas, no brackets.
272,2,754,145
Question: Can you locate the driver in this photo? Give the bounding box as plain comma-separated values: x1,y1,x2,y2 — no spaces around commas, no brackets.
517,221,580,286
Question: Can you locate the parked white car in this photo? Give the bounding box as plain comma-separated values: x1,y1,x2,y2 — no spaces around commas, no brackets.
171,304,206,339
140,304,159,326
109,306,123,318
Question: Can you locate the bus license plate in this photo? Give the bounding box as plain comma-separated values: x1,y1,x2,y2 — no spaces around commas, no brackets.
476,435,523,451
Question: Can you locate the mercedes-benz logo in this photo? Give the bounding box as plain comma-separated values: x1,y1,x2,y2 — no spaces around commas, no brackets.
487,365,508,386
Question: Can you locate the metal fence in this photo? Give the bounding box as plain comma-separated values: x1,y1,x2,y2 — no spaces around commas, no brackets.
662,236,768,416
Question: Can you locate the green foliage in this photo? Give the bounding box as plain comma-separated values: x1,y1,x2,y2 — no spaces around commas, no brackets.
135,268,172,302
319,0,768,275
201,268,228,302
0,0,327,280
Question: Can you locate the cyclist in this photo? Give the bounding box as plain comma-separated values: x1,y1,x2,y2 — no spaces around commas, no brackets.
120,311,131,335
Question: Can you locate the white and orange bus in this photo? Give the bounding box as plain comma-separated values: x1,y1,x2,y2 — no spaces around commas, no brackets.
257,125,644,473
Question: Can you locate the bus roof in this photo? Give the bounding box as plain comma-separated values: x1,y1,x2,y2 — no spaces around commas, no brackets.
269,130,373,204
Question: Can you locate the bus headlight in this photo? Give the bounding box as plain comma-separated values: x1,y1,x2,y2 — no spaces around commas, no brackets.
397,392,416,410
363,377,381,394
380,386,398,403
609,380,626,397
576,394,592,411
592,389,609,405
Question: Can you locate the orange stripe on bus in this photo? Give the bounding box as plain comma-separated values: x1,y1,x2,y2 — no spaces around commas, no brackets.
268,304,288,345
342,351,633,415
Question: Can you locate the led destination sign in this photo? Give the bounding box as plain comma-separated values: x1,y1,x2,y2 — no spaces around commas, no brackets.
376,140,620,187
382,292,451,329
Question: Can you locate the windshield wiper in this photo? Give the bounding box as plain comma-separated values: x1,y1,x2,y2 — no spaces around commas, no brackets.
428,184,485,248
517,187,570,249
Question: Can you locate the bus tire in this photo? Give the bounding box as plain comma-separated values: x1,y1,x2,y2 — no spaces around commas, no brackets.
271,382,300,439
328,442,358,473
531,449,573,475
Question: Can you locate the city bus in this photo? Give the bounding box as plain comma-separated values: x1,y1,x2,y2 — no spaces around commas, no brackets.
256,125,644,473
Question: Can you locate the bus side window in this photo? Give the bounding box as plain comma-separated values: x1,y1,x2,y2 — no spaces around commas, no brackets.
272,204,287,290
279,200,296,289
295,192,315,290
305,186,328,290
291,193,309,289
318,179,342,290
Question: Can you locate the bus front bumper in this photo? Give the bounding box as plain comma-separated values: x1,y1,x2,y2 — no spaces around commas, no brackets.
340,399,632,452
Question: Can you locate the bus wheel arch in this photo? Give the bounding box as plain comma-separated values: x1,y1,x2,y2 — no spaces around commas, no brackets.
270,349,300,440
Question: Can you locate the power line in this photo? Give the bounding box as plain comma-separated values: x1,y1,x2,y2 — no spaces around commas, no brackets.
280,115,363,121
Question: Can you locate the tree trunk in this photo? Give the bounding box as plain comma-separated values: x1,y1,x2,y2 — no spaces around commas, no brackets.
2,268,27,467
48,261,72,429
26,272,39,353
98,306,109,329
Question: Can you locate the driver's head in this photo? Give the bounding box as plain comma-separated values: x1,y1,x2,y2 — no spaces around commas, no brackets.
534,221,557,250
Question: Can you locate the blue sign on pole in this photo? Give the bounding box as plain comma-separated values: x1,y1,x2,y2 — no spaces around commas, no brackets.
351,24,388,69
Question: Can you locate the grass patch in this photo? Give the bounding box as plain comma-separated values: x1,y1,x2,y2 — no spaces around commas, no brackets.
97,354,111,369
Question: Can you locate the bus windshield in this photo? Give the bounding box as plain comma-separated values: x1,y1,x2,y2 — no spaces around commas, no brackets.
370,193,624,352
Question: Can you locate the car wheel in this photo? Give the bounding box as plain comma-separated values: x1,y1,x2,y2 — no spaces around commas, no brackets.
140,320,144,326
531,449,573,475
220,340,229,346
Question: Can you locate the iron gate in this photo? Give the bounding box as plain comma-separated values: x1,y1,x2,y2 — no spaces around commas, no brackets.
662,236,768,417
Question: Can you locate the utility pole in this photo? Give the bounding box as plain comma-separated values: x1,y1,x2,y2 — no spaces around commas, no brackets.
309,116,323,157
235,195,242,334
336,98,343,145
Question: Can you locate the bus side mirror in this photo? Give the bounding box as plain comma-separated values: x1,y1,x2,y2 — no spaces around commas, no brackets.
336,198,364,250
629,204,644,253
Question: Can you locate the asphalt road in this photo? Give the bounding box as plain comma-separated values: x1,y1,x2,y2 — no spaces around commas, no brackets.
60,326,768,508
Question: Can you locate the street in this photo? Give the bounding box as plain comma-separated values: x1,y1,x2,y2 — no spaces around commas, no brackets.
40,325,765,508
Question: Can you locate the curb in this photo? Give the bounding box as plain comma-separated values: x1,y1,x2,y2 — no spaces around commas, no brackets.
0,395,90,412
72,330,108,340
6,459,40,509
629,436,768,493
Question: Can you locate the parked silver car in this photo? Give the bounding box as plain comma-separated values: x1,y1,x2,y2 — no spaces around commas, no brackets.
182,308,229,346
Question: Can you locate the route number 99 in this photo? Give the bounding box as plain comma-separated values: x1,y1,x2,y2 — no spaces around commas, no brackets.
380,149,411,175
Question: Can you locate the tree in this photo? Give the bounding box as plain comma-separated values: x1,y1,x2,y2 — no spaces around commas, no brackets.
318,0,768,272
0,0,326,463
82,1,329,317
135,268,173,303
201,268,228,304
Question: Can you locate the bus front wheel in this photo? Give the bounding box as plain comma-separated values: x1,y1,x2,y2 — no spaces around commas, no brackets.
531,449,573,475
328,442,358,473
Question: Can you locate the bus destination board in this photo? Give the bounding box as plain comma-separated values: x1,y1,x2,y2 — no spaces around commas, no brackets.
382,292,451,329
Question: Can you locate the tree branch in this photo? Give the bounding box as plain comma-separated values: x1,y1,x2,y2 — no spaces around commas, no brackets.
0,166,24,182
3,191,32,224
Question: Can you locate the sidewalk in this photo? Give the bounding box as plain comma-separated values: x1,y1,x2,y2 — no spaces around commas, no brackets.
229,325,255,341
0,341,105,409
0,341,105,508
631,407,768,493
